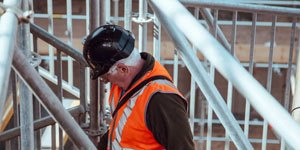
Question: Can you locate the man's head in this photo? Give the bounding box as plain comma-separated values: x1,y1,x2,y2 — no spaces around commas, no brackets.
83,25,143,89
83,24,135,79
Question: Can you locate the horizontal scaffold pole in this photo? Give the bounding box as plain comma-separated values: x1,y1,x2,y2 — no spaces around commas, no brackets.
0,106,84,141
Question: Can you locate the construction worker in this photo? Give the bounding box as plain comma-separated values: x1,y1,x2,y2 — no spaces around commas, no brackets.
83,24,194,150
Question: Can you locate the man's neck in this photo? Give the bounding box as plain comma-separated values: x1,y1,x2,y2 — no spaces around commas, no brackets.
123,59,145,91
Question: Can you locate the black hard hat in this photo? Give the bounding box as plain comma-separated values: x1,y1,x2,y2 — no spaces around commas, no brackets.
83,24,135,79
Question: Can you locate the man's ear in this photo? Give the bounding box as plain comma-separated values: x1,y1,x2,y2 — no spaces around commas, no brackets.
116,63,128,74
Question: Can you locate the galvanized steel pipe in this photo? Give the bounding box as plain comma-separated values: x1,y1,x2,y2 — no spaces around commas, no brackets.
0,0,20,120
0,106,84,142
89,0,100,144
12,49,96,149
199,8,231,50
29,23,88,66
138,0,148,52
124,0,132,30
148,0,253,149
19,0,34,149
180,0,300,16
148,0,300,148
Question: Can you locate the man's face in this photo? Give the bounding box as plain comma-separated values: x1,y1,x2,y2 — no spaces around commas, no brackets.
99,64,126,89
99,73,109,83
99,64,116,83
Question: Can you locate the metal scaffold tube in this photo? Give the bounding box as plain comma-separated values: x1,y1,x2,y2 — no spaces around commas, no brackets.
237,0,300,6
100,0,107,134
124,0,132,30
180,0,300,16
199,8,231,50
148,0,253,149
12,49,96,149
89,0,100,144
0,106,84,142
29,23,88,65
291,20,300,123
113,0,119,24
138,0,148,52
0,0,20,120
19,0,34,148
148,0,300,148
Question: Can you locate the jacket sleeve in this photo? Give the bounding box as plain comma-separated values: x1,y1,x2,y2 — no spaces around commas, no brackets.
146,92,194,150
97,131,108,150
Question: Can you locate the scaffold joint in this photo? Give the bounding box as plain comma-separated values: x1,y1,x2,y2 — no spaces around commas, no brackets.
132,13,154,24
0,2,33,24
86,129,102,136
29,52,42,67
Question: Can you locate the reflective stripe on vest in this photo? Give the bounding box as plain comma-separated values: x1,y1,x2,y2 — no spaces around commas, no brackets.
110,94,115,114
111,84,148,149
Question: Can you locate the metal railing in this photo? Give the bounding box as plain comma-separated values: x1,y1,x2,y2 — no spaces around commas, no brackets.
0,0,103,149
0,10,97,149
0,22,96,149
148,0,300,149
1,0,300,149
178,1,300,149
0,0,99,149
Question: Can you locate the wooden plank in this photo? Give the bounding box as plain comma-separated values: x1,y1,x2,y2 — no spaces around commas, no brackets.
0,94,16,132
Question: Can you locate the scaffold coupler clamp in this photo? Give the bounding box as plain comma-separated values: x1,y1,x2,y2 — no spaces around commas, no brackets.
0,2,33,24
86,129,103,137
30,52,42,68
132,12,153,25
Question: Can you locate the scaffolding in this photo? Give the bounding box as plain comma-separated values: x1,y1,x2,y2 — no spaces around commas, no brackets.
0,0,300,149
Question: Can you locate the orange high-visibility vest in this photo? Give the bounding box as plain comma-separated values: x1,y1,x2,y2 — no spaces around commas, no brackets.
107,61,185,150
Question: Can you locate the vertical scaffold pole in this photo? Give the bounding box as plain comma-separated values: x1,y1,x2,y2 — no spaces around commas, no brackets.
124,0,132,30
89,0,100,144
138,0,147,52
19,0,34,149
